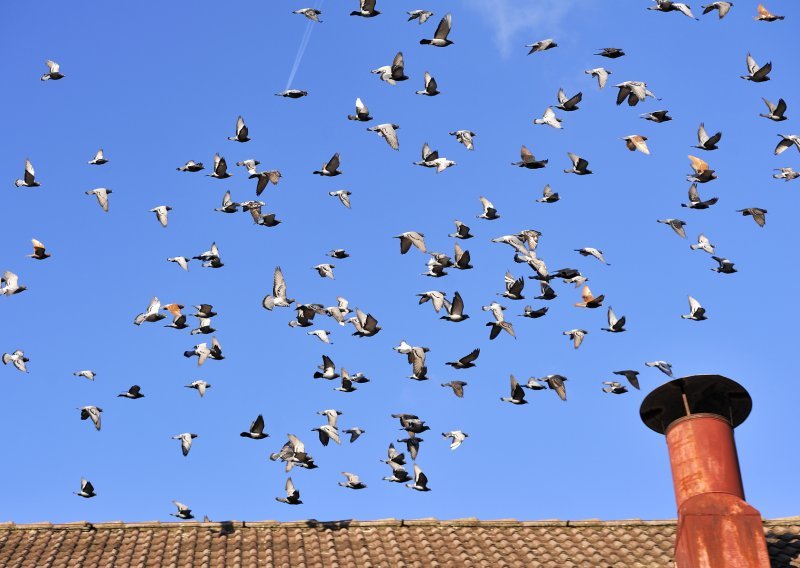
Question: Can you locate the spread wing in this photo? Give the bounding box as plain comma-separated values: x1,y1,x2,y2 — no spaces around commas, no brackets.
274,266,286,297
434,13,451,40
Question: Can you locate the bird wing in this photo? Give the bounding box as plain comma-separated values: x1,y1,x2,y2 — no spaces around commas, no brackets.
775,137,794,155
145,296,161,317
46,60,59,73
451,291,464,315
688,183,700,203
520,145,534,163
607,307,618,327
688,295,703,314
391,52,405,76
236,116,247,137
746,53,758,75
326,153,340,172
381,124,399,150
434,13,451,39
688,155,708,173
274,266,286,297
461,348,480,365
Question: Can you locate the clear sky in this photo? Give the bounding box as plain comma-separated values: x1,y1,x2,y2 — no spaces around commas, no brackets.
1,0,798,524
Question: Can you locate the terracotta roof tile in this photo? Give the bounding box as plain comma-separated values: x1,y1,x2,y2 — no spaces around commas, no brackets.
0,518,797,567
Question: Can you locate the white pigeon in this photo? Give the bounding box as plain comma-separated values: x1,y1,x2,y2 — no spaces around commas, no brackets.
172,433,198,456
185,380,211,397
308,330,333,344
88,149,108,165
73,370,96,381
585,67,611,89
167,257,190,271
690,234,715,254
150,205,172,228
533,107,562,129
2,350,29,373
449,130,476,150
1,271,27,296
313,264,335,279
442,430,468,450
329,190,352,209
78,406,103,430
367,123,400,150
85,188,112,212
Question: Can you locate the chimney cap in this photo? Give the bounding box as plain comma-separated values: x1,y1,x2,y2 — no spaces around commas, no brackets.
640,374,752,434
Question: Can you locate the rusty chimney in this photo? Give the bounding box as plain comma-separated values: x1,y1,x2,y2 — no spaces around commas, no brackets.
640,374,770,568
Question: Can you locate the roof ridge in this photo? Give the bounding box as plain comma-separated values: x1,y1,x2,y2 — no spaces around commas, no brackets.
0,517,795,530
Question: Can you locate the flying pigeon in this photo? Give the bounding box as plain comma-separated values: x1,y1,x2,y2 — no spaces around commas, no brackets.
207,153,231,179
88,149,108,165
171,501,194,519
172,433,198,456
2,350,29,373
85,188,112,212
701,2,733,18
79,406,103,430
602,307,627,332
741,53,771,82
313,153,342,176
755,3,783,21
449,130,476,150
14,158,40,187
613,370,641,390
185,380,211,397
118,385,144,399
512,145,548,168
760,98,787,122
408,10,433,24
416,72,439,96
367,123,400,150
293,8,322,21
372,52,408,84
646,361,674,377
150,205,172,228
225,115,249,142
74,478,96,498
339,472,367,489
526,39,558,54
420,13,453,46
585,67,611,89
682,296,707,321
563,329,588,349
500,375,528,405
442,431,468,450
41,60,65,80
28,239,50,260
347,98,372,121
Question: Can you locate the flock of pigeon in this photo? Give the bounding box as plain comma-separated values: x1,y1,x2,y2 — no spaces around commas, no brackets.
4,0,796,520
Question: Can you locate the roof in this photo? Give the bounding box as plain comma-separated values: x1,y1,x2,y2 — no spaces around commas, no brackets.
0,517,798,567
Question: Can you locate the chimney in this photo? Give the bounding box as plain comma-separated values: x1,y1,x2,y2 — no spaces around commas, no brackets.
639,374,770,568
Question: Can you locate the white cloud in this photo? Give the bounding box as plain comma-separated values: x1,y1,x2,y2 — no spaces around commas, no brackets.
463,0,582,57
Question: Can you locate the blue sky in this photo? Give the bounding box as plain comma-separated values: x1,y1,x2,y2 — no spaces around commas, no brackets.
1,0,798,524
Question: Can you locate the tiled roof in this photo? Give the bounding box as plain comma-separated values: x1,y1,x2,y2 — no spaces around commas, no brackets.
0,517,798,568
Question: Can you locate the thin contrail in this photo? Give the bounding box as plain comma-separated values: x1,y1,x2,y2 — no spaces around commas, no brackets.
286,0,324,90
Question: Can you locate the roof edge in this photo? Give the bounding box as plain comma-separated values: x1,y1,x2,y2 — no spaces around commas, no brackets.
0,517,796,531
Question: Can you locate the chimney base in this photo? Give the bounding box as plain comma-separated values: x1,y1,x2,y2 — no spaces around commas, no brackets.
675,493,770,568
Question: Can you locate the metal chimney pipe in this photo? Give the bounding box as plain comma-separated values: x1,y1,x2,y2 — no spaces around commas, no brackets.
640,375,770,568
